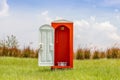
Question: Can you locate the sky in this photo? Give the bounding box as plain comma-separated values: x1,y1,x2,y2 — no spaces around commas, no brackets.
0,0,120,51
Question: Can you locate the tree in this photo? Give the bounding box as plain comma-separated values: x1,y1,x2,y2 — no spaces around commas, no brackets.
0,35,19,48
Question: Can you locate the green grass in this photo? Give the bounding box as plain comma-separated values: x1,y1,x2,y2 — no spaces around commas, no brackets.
0,57,120,80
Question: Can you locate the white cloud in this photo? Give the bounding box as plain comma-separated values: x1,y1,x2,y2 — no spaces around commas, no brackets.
41,10,48,16
90,16,96,21
95,21,117,32
1,9,120,51
74,17,120,51
0,0,9,17
38,12,120,51
0,12,40,49
40,10,52,23
0,11,53,49
109,33,120,40
39,11,64,24
55,16,64,20
75,19,89,29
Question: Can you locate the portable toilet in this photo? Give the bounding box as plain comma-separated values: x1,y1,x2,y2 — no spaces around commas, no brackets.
38,24,54,66
51,19,73,69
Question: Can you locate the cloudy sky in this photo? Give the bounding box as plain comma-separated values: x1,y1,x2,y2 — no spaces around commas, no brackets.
0,0,120,51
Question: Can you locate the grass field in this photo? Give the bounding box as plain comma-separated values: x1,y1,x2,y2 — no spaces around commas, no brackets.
0,57,120,80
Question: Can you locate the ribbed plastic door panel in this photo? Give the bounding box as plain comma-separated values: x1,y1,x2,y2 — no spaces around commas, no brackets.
38,24,54,66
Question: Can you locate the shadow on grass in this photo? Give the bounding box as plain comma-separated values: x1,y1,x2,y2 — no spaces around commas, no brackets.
37,67,52,72
37,67,73,73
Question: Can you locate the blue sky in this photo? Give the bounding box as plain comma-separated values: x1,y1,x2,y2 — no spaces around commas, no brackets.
0,0,120,51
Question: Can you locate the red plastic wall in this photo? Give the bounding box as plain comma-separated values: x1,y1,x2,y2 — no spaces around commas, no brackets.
51,22,73,69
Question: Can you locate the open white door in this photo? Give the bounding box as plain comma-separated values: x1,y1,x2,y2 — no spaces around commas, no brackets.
38,24,54,66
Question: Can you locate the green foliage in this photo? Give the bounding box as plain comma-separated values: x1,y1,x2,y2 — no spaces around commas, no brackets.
0,57,120,80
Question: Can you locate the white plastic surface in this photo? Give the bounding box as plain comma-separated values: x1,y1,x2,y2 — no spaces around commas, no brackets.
38,24,54,66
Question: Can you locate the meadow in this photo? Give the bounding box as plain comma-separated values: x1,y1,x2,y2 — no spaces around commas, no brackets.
0,57,120,80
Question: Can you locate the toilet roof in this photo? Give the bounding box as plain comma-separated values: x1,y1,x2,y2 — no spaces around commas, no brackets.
52,19,72,23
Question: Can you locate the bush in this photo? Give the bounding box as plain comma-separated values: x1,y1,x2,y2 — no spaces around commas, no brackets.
0,35,38,58
99,51,106,58
76,49,84,60
20,46,38,58
0,46,38,58
92,50,100,59
0,47,2,56
2,46,9,56
106,47,120,59
84,49,91,59
75,46,120,60
1,35,120,59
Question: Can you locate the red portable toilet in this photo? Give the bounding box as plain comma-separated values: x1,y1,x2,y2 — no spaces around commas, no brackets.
51,19,73,69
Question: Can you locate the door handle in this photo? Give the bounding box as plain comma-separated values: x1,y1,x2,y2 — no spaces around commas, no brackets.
39,43,43,51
